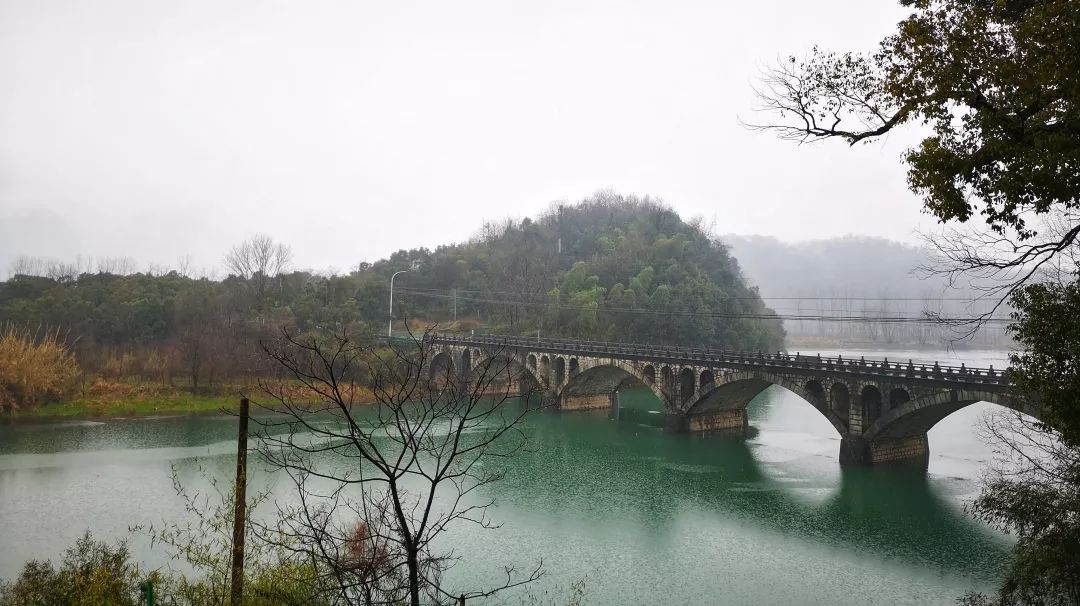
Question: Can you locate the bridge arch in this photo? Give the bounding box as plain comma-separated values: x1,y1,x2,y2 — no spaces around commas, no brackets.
642,364,656,386
554,357,566,387
685,370,848,436
679,368,696,405
526,353,537,372
861,385,883,427
660,366,674,398
430,350,454,380
559,360,666,405
804,380,826,408
461,348,472,376
888,387,910,410
463,348,542,396
700,369,715,392
830,382,850,424
865,389,1037,442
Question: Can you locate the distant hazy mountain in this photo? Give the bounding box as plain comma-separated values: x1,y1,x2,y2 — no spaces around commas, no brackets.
721,235,1009,349
722,235,951,298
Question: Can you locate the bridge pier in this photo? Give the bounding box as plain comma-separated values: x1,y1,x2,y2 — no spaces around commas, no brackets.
560,392,615,411
664,412,688,433
687,409,748,436
471,377,525,397
839,437,872,466
840,434,929,468
662,409,748,436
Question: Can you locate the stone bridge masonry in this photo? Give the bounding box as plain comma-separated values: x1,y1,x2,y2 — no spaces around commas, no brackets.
425,334,1038,468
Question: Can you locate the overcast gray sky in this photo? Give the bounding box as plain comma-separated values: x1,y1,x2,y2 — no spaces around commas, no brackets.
0,0,929,275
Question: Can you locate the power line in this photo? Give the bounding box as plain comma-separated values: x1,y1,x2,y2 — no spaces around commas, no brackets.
396,286,1002,304
394,288,1012,325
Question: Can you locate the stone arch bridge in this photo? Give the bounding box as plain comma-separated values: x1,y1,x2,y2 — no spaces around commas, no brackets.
426,334,1036,468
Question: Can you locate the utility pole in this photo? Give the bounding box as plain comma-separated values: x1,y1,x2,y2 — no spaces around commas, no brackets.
452,288,457,322
388,269,409,338
556,204,563,255
230,397,250,606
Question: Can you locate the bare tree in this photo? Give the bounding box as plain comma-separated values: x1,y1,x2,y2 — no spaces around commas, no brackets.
173,285,220,394
95,256,138,275
224,234,293,305
919,211,1080,306
252,327,544,605
7,255,47,278
176,254,194,278
8,255,88,281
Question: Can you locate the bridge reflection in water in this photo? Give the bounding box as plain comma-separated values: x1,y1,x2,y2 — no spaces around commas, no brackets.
427,334,1037,468
477,390,1009,603
0,394,1009,604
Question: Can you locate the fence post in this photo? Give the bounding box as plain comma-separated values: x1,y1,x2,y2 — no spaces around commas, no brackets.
230,397,250,606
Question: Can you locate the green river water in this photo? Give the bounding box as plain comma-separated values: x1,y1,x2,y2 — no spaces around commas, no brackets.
0,351,1014,605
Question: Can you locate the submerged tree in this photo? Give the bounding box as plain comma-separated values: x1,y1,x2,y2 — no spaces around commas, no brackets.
750,0,1080,602
254,328,544,605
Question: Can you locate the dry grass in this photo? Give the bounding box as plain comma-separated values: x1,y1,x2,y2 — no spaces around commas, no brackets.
0,324,80,412
405,317,484,333
1,324,380,417
11,376,378,419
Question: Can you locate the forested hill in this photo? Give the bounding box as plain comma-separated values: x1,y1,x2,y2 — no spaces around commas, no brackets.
382,193,784,350
0,194,783,386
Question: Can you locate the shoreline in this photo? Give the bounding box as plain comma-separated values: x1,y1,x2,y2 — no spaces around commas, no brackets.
2,393,379,424
3,394,243,423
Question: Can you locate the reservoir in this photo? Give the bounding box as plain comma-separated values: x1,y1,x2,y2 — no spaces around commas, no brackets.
0,350,1013,605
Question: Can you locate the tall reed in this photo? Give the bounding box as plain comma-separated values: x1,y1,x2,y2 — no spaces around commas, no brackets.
0,324,80,411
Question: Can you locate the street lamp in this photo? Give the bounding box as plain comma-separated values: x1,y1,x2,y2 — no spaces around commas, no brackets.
388,269,409,338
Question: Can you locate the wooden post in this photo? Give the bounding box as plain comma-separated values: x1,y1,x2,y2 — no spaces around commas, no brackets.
230,397,250,606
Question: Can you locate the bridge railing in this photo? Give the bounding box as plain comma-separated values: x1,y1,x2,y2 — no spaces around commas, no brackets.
427,333,1009,387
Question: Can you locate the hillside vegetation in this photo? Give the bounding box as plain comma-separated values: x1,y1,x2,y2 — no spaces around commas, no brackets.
388,193,784,349
0,193,783,409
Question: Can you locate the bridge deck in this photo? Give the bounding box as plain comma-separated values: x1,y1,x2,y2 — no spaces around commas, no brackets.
427,334,1010,390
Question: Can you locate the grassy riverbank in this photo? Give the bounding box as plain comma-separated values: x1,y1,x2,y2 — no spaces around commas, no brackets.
9,393,241,419
5,378,377,421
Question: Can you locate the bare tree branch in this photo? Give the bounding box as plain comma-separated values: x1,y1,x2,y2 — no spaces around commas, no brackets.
249,326,547,605
743,50,912,146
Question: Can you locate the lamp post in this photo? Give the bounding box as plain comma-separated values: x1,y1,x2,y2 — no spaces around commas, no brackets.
388,269,409,338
